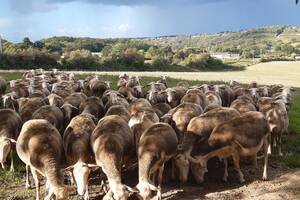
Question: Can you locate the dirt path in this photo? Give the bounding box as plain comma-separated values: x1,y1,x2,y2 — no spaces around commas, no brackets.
2,158,300,200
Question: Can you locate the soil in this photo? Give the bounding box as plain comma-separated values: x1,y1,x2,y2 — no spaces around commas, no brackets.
2,158,300,200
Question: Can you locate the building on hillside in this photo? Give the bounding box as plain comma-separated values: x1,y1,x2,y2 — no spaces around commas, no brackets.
210,52,240,60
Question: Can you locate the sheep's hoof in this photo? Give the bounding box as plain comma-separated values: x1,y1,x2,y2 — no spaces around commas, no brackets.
262,175,268,181
222,176,228,182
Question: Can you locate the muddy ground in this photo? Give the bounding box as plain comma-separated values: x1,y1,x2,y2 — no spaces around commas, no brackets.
2,157,300,200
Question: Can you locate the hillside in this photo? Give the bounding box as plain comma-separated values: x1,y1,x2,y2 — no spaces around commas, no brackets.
138,25,300,53
1,25,300,71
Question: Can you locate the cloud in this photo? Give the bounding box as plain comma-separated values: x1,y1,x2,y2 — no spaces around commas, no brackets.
9,0,231,13
118,23,130,32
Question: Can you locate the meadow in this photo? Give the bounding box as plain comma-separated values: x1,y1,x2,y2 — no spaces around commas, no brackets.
0,61,300,199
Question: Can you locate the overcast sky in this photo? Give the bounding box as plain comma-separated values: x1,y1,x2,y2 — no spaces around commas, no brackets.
0,0,299,42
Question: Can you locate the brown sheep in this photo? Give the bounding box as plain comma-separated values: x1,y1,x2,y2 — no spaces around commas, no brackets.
163,87,186,108
189,111,270,183
181,89,207,109
171,103,203,143
63,115,97,200
79,96,105,121
0,109,22,171
136,123,178,200
48,93,64,108
91,115,136,200
205,91,222,107
0,77,7,95
16,119,68,200
152,103,172,118
266,100,289,156
128,98,152,116
128,107,159,128
105,105,131,123
32,105,64,134
64,92,87,108
89,78,110,97
19,97,48,122
230,96,257,114
174,107,240,183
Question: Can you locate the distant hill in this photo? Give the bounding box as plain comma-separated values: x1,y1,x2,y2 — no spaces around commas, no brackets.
137,25,300,52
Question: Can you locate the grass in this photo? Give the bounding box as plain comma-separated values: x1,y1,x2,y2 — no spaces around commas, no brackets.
0,65,300,198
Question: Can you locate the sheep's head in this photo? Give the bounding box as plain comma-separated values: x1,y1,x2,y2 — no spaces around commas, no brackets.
173,153,190,183
189,155,208,184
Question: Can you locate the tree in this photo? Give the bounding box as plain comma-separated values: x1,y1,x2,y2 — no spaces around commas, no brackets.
20,37,33,49
33,41,45,49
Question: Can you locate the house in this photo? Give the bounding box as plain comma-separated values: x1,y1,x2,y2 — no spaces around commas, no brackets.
210,52,240,60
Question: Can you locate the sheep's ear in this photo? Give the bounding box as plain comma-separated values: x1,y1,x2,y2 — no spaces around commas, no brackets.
86,164,100,170
126,186,139,193
8,138,17,143
290,87,295,92
65,165,74,172
149,183,158,191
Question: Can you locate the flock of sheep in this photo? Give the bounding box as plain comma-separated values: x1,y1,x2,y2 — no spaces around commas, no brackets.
0,68,293,200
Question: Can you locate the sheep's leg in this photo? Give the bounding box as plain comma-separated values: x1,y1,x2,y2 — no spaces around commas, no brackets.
84,184,89,200
25,165,31,189
171,159,176,181
270,134,275,154
222,159,228,182
157,163,165,200
44,185,54,200
9,151,14,172
68,171,75,185
262,136,269,181
232,151,244,183
31,168,40,200
278,134,283,156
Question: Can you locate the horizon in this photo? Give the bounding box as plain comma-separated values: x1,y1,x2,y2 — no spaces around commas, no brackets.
0,0,299,42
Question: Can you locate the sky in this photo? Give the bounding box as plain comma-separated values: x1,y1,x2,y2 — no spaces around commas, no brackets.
0,0,299,42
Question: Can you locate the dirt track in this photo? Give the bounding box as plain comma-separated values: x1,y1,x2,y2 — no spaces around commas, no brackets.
3,157,300,200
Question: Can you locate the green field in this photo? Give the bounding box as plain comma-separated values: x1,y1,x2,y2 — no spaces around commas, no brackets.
0,64,300,199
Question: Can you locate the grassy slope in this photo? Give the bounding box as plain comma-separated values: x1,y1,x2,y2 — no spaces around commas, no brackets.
0,71,299,199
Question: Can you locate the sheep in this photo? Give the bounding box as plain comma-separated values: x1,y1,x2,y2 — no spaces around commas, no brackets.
104,91,129,112
212,85,235,107
135,122,178,200
152,103,172,118
19,97,48,122
32,105,65,134
1,93,19,111
126,76,140,88
79,96,105,121
128,98,152,116
174,107,240,183
266,100,289,156
89,79,110,97
64,92,87,108
171,103,203,143
188,111,270,183
0,109,22,171
0,77,7,95
105,105,131,123
230,96,257,114
128,107,159,128
163,87,186,108
90,115,136,200
63,115,97,200
181,89,208,109
118,86,138,102
205,91,222,107
48,93,64,108
16,119,68,200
